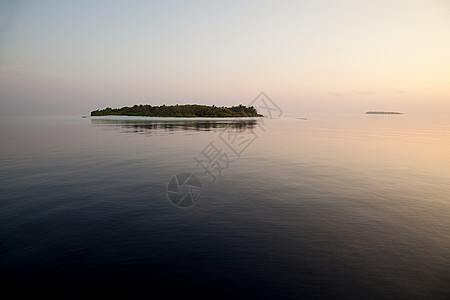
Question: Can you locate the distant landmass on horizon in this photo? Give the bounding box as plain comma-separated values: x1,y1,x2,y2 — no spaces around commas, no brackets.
365,111,403,115
91,104,263,118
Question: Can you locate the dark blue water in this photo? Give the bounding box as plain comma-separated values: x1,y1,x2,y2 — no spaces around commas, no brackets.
1,115,449,298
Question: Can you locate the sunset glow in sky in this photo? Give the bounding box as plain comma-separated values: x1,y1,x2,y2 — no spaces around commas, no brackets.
1,0,449,116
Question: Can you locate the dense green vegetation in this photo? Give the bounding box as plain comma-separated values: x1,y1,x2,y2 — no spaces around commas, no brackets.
91,104,263,117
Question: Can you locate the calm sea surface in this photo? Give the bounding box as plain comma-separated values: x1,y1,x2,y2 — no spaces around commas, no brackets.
1,114,449,298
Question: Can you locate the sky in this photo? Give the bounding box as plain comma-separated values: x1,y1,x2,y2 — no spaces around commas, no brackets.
0,0,449,116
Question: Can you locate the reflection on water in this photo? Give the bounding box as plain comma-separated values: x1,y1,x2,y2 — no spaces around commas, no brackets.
91,117,260,135
1,114,450,298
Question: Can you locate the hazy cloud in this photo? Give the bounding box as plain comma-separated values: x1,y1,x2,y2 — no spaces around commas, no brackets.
354,90,375,95
384,89,407,94
329,92,345,97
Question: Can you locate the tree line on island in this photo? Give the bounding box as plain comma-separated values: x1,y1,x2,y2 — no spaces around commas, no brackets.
91,104,263,117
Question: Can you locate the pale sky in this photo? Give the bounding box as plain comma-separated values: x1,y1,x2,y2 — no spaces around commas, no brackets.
0,0,449,116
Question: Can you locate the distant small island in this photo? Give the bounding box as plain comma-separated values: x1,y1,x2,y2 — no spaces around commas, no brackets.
91,104,263,118
365,111,403,115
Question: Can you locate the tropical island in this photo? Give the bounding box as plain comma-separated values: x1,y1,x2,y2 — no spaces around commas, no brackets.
365,111,403,115
91,104,263,118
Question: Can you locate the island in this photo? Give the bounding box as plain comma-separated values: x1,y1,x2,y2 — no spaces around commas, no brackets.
365,111,403,115
91,104,263,118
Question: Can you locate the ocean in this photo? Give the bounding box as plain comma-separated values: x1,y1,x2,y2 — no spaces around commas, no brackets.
1,114,449,298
